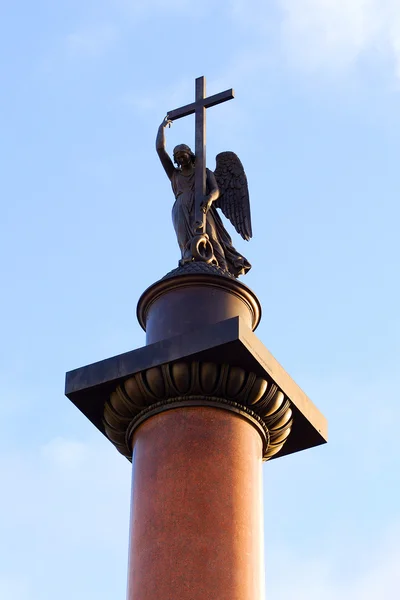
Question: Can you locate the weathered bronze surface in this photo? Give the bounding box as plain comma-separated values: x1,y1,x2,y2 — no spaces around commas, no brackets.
157,76,252,277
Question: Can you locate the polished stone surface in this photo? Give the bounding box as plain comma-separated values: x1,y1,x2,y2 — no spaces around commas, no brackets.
127,406,264,600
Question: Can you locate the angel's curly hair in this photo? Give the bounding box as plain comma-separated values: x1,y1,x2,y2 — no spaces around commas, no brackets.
173,144,196,166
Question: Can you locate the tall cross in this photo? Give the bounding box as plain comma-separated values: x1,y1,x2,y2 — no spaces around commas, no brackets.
168,76,234,232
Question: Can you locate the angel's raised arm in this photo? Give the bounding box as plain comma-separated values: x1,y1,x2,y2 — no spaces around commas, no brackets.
156,117,175,180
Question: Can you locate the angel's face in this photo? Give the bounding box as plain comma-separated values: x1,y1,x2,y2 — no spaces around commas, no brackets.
175,152,191,168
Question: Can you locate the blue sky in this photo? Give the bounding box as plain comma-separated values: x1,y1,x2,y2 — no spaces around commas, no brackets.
1,1,399,598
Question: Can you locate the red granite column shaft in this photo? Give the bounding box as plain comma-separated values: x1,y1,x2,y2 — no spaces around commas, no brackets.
126,406,264,600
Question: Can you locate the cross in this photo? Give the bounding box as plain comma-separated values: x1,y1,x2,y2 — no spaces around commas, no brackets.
167,76,234,233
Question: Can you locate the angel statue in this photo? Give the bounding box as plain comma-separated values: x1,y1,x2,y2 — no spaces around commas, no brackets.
156,116,252,278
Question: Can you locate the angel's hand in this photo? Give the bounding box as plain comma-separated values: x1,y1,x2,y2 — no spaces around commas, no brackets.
161,116,173,129
200,195,213,214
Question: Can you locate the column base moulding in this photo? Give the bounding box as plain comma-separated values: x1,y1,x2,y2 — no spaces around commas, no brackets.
127,396,270,456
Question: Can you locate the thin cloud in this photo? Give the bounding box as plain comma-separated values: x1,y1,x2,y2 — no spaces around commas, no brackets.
0,576,29,600
41,437,88,469
269,524,400,599
66,24,118,58
230,0,400,81
120,78,193,115
278,0,400,77
0,437,130,599
120,91,158,112
115,0,207,18
278,0,383,71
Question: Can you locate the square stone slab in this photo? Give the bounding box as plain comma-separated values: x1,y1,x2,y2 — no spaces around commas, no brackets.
65,316,327,460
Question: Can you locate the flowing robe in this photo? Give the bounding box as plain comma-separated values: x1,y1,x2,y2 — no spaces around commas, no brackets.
171,168,251,277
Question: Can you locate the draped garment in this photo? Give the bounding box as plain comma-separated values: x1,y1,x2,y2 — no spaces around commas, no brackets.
171,168,251,277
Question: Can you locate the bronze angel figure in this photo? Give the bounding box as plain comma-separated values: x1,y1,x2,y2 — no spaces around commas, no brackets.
156,117,252,278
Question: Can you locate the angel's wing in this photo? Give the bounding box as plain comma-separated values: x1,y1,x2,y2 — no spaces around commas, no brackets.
213,151,252,241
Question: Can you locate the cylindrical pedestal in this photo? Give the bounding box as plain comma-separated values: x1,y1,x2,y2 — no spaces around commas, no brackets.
126,406,264,600
137,269,261,344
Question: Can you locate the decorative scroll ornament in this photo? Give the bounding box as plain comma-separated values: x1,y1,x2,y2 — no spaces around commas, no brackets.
103,361,293,461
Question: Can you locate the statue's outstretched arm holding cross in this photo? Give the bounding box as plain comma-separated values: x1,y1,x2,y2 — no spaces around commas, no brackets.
155,116,174,180
156,116,219,216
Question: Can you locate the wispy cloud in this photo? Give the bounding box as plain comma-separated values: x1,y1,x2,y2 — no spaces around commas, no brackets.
230,0,400,81
0,576,29,600
279,0,400,80
41,436,89,469
278,0,383,72
120,77,194,115
59,2,400,81
269,522,400,599
0,436,130,599
115,0,206,18
0,436,130,544
120,91,158,112
66,24,118,58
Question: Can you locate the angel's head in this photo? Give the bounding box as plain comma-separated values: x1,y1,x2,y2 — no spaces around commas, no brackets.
173,144,195,168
